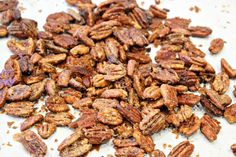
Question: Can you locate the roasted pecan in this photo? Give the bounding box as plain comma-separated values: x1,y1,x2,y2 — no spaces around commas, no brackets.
5,101,34,117
45,112,74,126
139,108,166,135
168,141,194,157
127,60,138,76
104,63,126,81
73,25,94,47
0,0,18,12
0,25,8,37
200,94,223,116
37,123,57,139
149,5,167,19
14,130,47,157
212,72,229,94
7,38,35,55
209,38,224,54
92,98,119,110
200,114,221,142
113,122,134,139
7,85,32,101
97,107,123,125
53,34,78,49
160,84,178,110
127,52,151,64
39,53,67,65
83,124,113,144
57,70,72,87
59,88,82,104
92,74,109,87
177,93,200,106
20,114,44,131
117,101,142,123
224,104,236,124
179,115,201,137
44,20,70,33
29,80,46,101
8,19,38,39
113,138,138,147
46,95,69,112
132,7,150,28
115,147,145,157
72,97,93,109
0,87,7,108
188,26,212,37
44,40,68,54
101,88,127,99
45,79,57,96
143,85,161,100
166,17,191,30
152,67,179,84
70,44,89,56
1,8,21,25
90,42,106,61
231,144,236,156
221,58,236,78
47,11,73,23
150,149,166,157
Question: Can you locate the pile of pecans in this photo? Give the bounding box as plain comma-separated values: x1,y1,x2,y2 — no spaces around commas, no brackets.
0,0,236,156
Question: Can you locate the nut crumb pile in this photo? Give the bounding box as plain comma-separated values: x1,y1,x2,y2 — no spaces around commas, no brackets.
0,0,236,156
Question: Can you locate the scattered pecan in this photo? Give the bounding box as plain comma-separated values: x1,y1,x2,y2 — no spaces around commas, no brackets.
7,38,35,55
45,112,74,126
149,5,167,19
72,97,93,109
59,88,82,104
1,8,21,25
29,80,46,101
57,70,72,87
20,114,44,131
150,149,166,157
46,95,69,113
179,115,201,137
0,0,18,12
13,130,47,157
143,85,161,100
221,58,236,78
104,63,126,81
113,122,134,139
200,114,221,142
45,79,58,96
212,72,229,94
39,53,67,65
209,38,224,54
53,34,78,49
115,147,145,157
37,123,57,139
160,84,178,110
5,101,34,117
70,44,89,56
168,141,194,157
188,26,212,37
224,104,236,124
97,107,123,125
101,88,127,99
7,85,32,101
152,67,180,84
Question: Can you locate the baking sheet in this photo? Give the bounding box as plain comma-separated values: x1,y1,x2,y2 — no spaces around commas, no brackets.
0,0,236,156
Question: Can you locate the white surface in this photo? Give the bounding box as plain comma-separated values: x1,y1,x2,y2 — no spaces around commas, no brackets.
0,0,236,157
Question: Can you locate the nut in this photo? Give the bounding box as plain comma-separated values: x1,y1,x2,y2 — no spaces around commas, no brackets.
97,107,123,125
209,38,224,54
212,72,229,94
45,112,74,126
20,114,44,131
5,101,34,117
168,141,194,157
160,84,178,110
224,104,236,124
37,123,57,139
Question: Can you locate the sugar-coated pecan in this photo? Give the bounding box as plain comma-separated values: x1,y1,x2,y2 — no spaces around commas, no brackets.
70,44,89,56
160,84,178,110
113,138,138,147
57,70,72,87
73,25,94,47
231,144,236,156
44,40,68,54
53,34,78,49
7,85,32,101
168,141,194,157
104,63,126,81
47,11,73,23
152,67,179,84
20,114,44,131
115,147,145,157
92,98,119,110
143,85,161,100
127,60,138,76
39,53,67,65
212,72,229,94
166,17,191,30
37,123,57,139
149,5,167,19
13,130,47,157
90,42,106,61
29,80,46,101
92,74,109,87
224,104,236,124
59,88,82,104
150,149,166,157
5,101,34,117
44,20,70,33
0,87,7,108
101,89,127,99
209,38,224,54
45,112,74,126
117,101,142,123
45,79,57,96
179,115,201,137
83,124,113,144
0,25,8,37
46,95,69,112
113,122,134,139
178,93,200,106
97,107,123,125
72,97,93,109
200,114,221,142
7,38,35,55
221,58,236,78
188,26,212,37
139,108,166,135
0,0,18,12
200,94,223,116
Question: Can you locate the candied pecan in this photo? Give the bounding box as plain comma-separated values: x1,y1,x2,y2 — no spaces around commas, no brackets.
0,25,8,37
44,20,70,34
133,71,144,98
200,94,223,116
45,112,74,126
45,40,69,54
20,114,44,131
176,70,199,87
179,115,201,137
177,93,200,106
69,78,86,91
212,72,229,94
209,38,224,54
53,34,78,49
0,0,18,12
113,121,134,138
29,80,46,101
221,58,236,78
133,126,155,153
7,38,35,55
83,124,113,144
7,85,32,101
167,105,193,127
152,67,179,84
115,147,145,157
113,138,138,147
90,42,106,61
166,17,191,29
168,141,194,157
139,108,166,135
159,60,185,70
37,123,57,139
5,101,34,117
127,60,138,76
92,98,119,110
104,38,123,64
78,3,95,26
72,97,93,109
37,31,53,40
59,88,82,104
57,70,72,87
1,8,21,25
46,95,69,112
92,74,109,87
39,53,67,65
149,5,167,19
101,88,127,99
67,9,85,24
160,84,178,110
224,104,236,124
117,101,142,123
132,7,150,28
0,87,7,108
127,52,151,64
150,149,166,157
13,130,47,157
47,11,73,23
45,79,57,96
143,85,161,100
8,19,37,39
231,144,236,156
70,44,89,56
200,114,221,142
97,107,123,125
73,25,94,47
188,26,212,37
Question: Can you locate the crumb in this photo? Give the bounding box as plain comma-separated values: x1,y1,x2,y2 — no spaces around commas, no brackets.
12,126,18,129
7,121,14,128
198,44,203,47
6,130,10,134
162,143,167,149
38,9,42,13
6,142,12,147
50,148,54,151
155,0,161,5
189,5,201,13
141,1,144,6
2,143,5,146
18,6,26,12
54,139,58,143
168,144,172,148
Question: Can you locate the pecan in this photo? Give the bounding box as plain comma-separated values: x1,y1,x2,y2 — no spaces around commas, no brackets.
0,25,8,37
67,9,85,24
139,108,166,135
133,126,155,153
13,130,47,157
160,84,178,110
127,60,138,76
46,95,69,112
44,40,68,54
45,112,74,126
133,71,144,98
143,85,161,100
166,17,191,29
152,67,179,84
188,26,212,37
39,53,67,65
113,138,138,147
5,101,34,117
7,85,32,101
101,89,127,99
45,79,57,96
20,114,44,131
0,87,8,108
37,123,57,139
176,70,199,87
167,105,193,127
115,147,145,157
29,80,46,101
149,5,167,19
92,74,109,87
83,124,113,144
90,42,106,61
179,115,201,137
70,44,89,56
177,93,200,106
7,38,35,55
59,88,82,104
212,72,229,94
73,25,94,47
117,101,142,123
224,104,236,124
221,58,236,78
168,141,194,157
104,63,126,81
72,97,93,109
159,60,185,70
127,52,151,64
113,122,134,139
150,149,166,157
97,107,123,125
92,98,119,110
200,94,223,116
57,70,72,87
0,0,18,12
78,3,95,26
209,38,224,54
200,114,221,142
132,7,150,28
47,11,73,23
1,8,21,25
234,85,236,97
231,144,236,156
53,34,78,49
8,19,38,39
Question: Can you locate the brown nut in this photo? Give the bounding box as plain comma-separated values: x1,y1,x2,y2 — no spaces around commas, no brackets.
231,144,236,156
7,84,32,101
209,38,224,54
37,123,57,139
70,44,90,56
160,84,178,110
168,141,194,157
92,98,119,110
72,97,93,109
150,149,166,157
0,87,8,108
20,114,44,131
178,93,200,107
143,86,161,100
53,34,78,49
97,107,123,125
115,147,145,157
45,79,58,96
221,58,236,79
101,89,127,100
212,72,229,94
57,70,72,87
224,104,236,124
179,115,201,137
5,101,34,117
113,138,138,148
29,80,46,101
113,122,134,139
46,95,69,112
59,88,82,104
188,26,212,38
0,25,8,37
7,38,35,55
45,112,74,126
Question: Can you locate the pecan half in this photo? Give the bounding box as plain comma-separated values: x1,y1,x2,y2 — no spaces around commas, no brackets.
178,93,200,106
7,84,32,101
200,114,221,142
7,38,35,54
53,34,78,49
143,85,161,100
57,70,72,87
224,104,236,124
101,89,127,99
45,112,74,126
160,84,178,110
150,149,166,157
0,87,8,108
72,97,93,109
92,98,119,110
152,68,179,84
104,63,126,81
115,147,145,157
209,38,224,54
46,95,69,112
179,115,201,137
37,123,57,139
20,114,44,131
212,72,229,94
113,122,134,139
29,80,46,101
231,144,236,156
14,130,47,157
188,26,212,38
0,25,8,37
97,107,123,125
221,58,236,78
5,101,34,117
45,79,57,96
59,88,82,104
0,0,18,12
149,5,167,19
113,138,138,147
168,141,194,157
